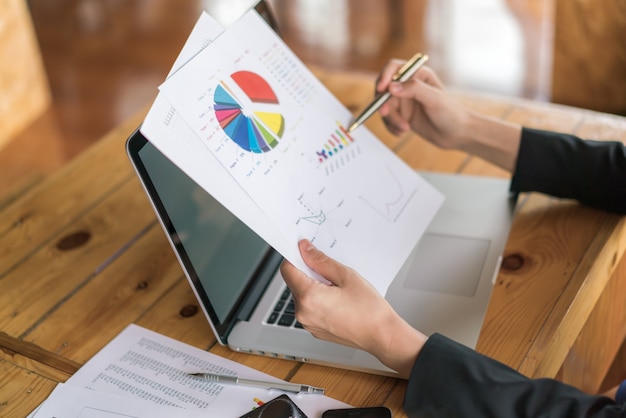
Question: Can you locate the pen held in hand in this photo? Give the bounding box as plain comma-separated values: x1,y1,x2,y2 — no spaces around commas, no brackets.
347,52,428,133
189,372,325,395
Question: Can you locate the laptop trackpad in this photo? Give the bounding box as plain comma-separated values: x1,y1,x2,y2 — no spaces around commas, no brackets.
403,233,490,297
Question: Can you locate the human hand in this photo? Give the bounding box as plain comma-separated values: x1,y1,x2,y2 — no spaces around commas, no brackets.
376,60,522,172
280,239,426,377
376,62,471,149
601,379,626,402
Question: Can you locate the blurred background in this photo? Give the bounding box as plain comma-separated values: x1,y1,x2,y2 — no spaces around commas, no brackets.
1,0,625,199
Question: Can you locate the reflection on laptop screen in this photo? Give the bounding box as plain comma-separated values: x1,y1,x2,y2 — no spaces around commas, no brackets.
138,141,269,323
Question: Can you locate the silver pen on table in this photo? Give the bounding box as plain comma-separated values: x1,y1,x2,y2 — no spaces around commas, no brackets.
347,52,429,133
189,372,325,395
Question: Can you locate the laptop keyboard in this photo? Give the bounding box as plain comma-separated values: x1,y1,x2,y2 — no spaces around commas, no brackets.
266,287,303,329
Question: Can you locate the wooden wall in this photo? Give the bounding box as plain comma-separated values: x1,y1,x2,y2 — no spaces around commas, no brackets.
0,0,50,150
552,0,626,115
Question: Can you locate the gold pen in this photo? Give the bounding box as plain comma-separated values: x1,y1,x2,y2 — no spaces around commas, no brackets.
347,52,428,133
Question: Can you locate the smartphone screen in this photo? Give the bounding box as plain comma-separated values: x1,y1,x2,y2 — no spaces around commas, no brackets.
322,407,392,418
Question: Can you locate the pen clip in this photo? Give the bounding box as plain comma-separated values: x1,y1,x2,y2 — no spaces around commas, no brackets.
392,52,424,81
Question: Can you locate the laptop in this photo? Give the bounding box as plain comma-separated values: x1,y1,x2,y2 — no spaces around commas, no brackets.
126,128,517,376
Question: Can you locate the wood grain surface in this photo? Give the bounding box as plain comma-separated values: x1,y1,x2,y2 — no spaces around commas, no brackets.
1,68,626,417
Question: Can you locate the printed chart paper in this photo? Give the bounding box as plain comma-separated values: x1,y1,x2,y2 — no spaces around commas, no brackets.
55,324,348,417
140,11,291,286
33,384,207,418
145,10,444,294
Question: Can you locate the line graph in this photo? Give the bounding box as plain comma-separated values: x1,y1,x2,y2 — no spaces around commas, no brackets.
358,164,418,223
295,189,351,250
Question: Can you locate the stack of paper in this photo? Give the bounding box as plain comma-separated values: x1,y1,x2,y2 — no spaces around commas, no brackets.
30,324,348,417
141,8,444,295
31,7,444,416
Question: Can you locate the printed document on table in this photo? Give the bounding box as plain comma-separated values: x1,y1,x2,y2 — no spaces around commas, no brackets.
147,10,444,294
61,324,348,417
33,383,207,418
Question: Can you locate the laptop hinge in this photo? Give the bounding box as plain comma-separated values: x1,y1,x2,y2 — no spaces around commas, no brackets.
235,248,283,322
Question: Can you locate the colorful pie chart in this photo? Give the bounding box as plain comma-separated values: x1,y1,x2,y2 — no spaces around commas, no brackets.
214,70,285,153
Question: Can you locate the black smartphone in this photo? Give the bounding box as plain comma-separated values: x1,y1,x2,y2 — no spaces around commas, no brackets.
322,407,392,418
238,394,308,418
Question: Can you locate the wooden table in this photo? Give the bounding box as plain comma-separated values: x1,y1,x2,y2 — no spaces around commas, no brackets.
2,68,626,417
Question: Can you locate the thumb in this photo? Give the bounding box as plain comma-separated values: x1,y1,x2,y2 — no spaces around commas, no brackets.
389,78,441,107
298,239,349,287
279,258,319,300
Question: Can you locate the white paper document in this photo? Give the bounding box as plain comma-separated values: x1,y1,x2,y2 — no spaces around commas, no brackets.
142,9,444,294
141,11,291,283
33,383,207,418
166,12,224,79
33,324,348,417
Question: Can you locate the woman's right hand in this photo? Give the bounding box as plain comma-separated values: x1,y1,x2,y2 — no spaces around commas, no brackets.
376,61,522,172
377,63,472,150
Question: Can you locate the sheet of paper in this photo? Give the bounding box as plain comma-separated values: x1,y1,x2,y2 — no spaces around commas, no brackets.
146,10,444,295
33,383,207,418
141,93,290,265
63,324,348,417
140,10,291,280
167,12,223,79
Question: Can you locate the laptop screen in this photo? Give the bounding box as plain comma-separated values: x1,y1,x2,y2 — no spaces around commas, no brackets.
124,4,286,343
127,130,274,337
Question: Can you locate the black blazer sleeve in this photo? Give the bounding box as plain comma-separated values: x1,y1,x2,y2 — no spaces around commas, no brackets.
510,128,626,214
403,333,625,418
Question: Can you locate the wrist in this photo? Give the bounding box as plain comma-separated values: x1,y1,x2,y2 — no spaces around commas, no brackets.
370,310,427,377
616,379,626,403
457,112,522,173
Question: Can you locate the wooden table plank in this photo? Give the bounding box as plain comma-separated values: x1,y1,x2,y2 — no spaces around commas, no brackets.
208,344,299,382
504,101,585,133
576,114,626,142
292,364,398,408
2,68,626,417
560,255,626,393
0,111,144,277
0,331,79,379
0,359,58,417
478,200,611,365
523,215,626,378
382,379,409,417
0,172,44,213
23,225,185,364
135,279,217,349
0,178,157,339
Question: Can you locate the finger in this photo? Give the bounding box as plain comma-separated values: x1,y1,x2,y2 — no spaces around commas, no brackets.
380,72,438,134
413,66,445,90
381,111,411,136
379,63,430,118
379,94,412,135
376,59,404,93
298,239,350,287
280,259,315,298
388,77,443,111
